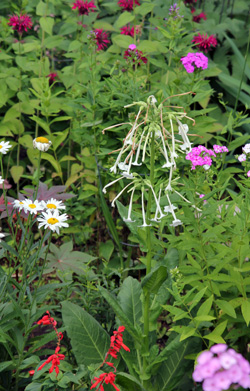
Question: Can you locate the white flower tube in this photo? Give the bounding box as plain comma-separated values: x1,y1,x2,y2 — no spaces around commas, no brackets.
132,129,146,166
149,185,165,220
139,189,151,227
160,132,172,168
111,181,134,207
103,176,124,194
123,187,136,222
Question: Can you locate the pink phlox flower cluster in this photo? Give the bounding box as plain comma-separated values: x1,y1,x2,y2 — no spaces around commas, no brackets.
181,52,208,73
186,145,215,170
193,344,250,391
238,153,246,162
213,145,228,154
242,143,250,154
247,170,250,177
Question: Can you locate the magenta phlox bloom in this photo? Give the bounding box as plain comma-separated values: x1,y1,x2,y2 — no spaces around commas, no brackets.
213,145,228,154
193,344,250,391
181,52,208,73
186,145,215,170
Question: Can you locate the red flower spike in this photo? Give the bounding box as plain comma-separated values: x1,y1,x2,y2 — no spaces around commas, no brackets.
47,72,58,84
37,349,65,376
91,372,119,391
192,33,217,52
37,312,57,327
118,0,140,11
72,0,96,15
8,14,33,34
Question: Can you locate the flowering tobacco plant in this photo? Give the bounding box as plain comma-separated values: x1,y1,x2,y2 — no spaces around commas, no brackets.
118,0,140,11
72,0,96,15
8,14,33,35
193,344,250,391
37,311,65,376
91,326,130,391
192,33,218,52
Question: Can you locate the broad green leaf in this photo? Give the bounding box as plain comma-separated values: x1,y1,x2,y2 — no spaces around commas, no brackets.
99,286,141,342
114,12,135,29
179,327,196,341
194,315,216,322
134,3,155,15
19,134,33,149
142,266,167,294
10,166,23,183
118,277,142,328
41,152,62,174
216,300,236,318
112,34,134,48
224,33,250,80
99,240,114,261
204,321,227,344
137,40,167,53
116,373,145,391
241,300,250,326
93,21,116,31
61,301,110,366
189,287,207,311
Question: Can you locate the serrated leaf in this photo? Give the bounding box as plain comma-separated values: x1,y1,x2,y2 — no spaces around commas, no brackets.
61,301,110,366
142,266,167,294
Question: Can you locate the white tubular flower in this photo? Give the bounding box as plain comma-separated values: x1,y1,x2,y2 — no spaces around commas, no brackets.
164,205,177,213
169,117,178,160
132,129,146,166
33,136,52,152
142,130,151,162
0,232,6,242
123,187,136,223
170,219,183,227
177,119,192,152
149,95,157,105
0,141,12,155
13,200,25,212
125,109,142,145
160,133,172,168
149,185,165,220
103,176,124,194
138,190,151,227
0,176,4,184
166,193,179,222
165,165,173,192
22,199,43,214
37,210,69,234
41,198,66,211
111,181,134,208
110,145,128,174
122,153,134,179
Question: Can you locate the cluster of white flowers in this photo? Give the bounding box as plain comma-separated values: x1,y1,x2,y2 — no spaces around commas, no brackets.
13,198,69,234
103,95,197,228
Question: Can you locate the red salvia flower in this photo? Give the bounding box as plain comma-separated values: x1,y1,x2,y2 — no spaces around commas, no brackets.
8,14,33,34
72,0,96,15
37,311,57,327
192,12,207,23
47,72,58,84
118,0,140,12
120,25,134,37
192,33,217,52
103,325,130,364
91,372,120,391
37,346,65,376
28,370,35,376
92,29,110,51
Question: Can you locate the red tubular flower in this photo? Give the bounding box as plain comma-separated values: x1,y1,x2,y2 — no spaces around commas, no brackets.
120,25,134,37
118,0,140,11
103,325,130,364
47,72,58,84
192,12,207,23
38,347,65,376
192,33,217,52
72,0,96,15
8,14,33,34
91,372,119,391
29,370,35,376
93,29,110,51
37,311,57,327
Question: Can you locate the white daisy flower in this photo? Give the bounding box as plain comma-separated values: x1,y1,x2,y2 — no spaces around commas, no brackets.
41,198,66,211
13,200,25,212
0,176,4,184
0,141,12,154
33,136,52,152
22,199,44,215
37,210,69,234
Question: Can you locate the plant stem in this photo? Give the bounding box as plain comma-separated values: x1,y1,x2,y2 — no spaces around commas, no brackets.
142,127,155,386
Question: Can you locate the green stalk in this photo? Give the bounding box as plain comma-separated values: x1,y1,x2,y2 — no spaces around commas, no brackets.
142,128,155,386
34,150,42,200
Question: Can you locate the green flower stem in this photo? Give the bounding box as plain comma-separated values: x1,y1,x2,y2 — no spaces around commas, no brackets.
142,128,155,385
34,150,42,200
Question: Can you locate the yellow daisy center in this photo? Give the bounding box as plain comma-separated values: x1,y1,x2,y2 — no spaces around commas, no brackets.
0,146,2,149
19,202,23,204
29,203,36,209
48,217,59,225
36,137,49,144
47,203,57,209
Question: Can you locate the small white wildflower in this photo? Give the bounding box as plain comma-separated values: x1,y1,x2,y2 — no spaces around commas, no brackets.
203,164,210,171
22,199,43,215
0,176,4,184
243,144,250,154
41,198,66,211
238,154,246,162
37,210,69,234
33,136,52,152
13,200,25,212
0,141,12,154
170,219,183,227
